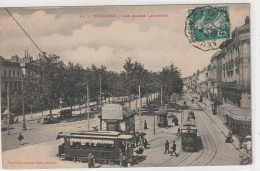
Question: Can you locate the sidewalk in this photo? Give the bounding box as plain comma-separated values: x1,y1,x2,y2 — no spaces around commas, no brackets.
194,95,251,157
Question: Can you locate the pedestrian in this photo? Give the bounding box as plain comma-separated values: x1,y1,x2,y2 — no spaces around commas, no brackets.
172,118,176,127
135,136,139,147
164,140,170,154
177,127,180,136
143,138,148,148
87,153,95,168
175,118,179,126
144,120,148,129
170,141,178,157
18,133,24,145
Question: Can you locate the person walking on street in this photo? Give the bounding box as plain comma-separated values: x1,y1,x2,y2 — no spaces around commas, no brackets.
164,140,170,154
177,127,180,136
170,141,178,157
144,120,148,129
18,133,24,145
144,137,148,148
88,153,95,168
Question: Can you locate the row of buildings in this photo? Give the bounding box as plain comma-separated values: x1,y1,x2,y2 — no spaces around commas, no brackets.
0,50,33,94
185,16,251,140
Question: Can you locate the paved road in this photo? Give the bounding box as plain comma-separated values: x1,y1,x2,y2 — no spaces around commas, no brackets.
133,92,242,167
1,93,157,151
2,92,244,169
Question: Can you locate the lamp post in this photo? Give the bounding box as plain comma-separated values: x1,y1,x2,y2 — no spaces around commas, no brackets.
22,76,27,130
139,85,142,133
59,97,62,113
99,73,102,131
161,84,163,107
30,105,33,119
87,84,90,131
7,84,10,135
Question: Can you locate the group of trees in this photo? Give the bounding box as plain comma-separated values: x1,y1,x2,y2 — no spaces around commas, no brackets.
2,54,183,115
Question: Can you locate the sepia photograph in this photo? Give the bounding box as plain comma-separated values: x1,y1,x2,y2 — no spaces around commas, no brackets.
0,2,253,169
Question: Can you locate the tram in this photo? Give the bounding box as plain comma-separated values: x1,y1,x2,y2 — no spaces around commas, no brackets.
56,131,136,165
180,111,198,152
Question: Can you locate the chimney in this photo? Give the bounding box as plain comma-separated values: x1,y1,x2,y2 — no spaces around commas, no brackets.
245,16,250,25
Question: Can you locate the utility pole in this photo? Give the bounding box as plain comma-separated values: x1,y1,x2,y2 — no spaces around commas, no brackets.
100,73,102,131
161,84,163,107
22,76,27,130
139,85,142,133
7,84,10,135
154,109,156,135
87,84,90,131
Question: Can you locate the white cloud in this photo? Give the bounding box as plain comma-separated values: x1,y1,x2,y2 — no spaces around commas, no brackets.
0,4,250,77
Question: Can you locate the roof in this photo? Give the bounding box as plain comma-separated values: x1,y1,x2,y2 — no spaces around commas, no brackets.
2,109,15,116
220,103,251,121
156,107,168,116
102,103,135,120
56,131,133,140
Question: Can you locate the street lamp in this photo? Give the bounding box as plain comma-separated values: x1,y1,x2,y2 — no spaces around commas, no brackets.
59,97,62,113
22,76,27,130
99,73,102,131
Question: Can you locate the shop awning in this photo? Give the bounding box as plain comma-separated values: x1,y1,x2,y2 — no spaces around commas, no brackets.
220,103,251,121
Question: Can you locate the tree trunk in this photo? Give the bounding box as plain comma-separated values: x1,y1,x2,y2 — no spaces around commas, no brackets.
50,107,53,118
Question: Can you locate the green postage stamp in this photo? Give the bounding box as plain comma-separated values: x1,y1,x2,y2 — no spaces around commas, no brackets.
185,6,230,51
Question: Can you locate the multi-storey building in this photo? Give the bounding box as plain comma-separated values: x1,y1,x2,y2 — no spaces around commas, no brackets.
0,50,33,94
208,52,218,101
216,16,251,139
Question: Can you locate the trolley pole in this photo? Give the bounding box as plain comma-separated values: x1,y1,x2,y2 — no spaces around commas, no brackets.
139,85,142,133
99,73,102,131
87,84,90,131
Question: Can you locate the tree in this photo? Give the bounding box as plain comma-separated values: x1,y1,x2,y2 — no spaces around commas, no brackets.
123,57,150,97
160,63,183,104
25,53,66,115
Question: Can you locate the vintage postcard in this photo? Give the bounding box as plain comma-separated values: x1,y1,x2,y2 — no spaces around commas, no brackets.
0,3,252,169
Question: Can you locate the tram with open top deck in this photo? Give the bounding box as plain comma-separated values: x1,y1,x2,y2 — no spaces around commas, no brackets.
56,131,136,165
180,111,198,152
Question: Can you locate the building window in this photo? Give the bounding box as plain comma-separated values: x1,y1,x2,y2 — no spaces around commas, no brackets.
9,70,11,77
13,70,16,77
239,43,244,53
17,71,20,77
4,70,6,77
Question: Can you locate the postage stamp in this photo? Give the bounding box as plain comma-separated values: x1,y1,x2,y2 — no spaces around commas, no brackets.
185,6,230,51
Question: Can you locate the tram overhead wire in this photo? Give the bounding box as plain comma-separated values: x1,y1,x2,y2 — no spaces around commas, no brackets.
5,8,44,54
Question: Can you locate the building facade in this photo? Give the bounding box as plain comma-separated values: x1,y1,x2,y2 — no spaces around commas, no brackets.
0,50,33,94
218,16,250,109
216,16,251,139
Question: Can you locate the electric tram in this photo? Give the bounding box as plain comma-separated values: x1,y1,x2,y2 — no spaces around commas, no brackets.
180,111,198,152
56,131,136,165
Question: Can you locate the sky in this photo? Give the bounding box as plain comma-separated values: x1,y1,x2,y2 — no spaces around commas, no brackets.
0,4,249,77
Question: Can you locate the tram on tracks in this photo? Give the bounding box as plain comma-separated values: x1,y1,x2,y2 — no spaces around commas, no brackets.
180,111,198,152
56,131,136,165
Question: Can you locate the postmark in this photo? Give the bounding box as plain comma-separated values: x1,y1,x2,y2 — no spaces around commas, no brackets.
185,6,230,51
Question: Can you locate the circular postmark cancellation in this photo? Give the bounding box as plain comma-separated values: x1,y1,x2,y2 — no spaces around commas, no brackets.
185,6,230,51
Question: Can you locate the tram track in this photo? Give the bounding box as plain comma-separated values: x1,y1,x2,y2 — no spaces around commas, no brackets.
154,94,218,167
189,109,217,166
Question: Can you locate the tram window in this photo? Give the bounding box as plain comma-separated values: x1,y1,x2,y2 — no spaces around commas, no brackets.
70,138,82,148
159,116,164,122
81,139,91,149
90,139,103,149
102,140,114,150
